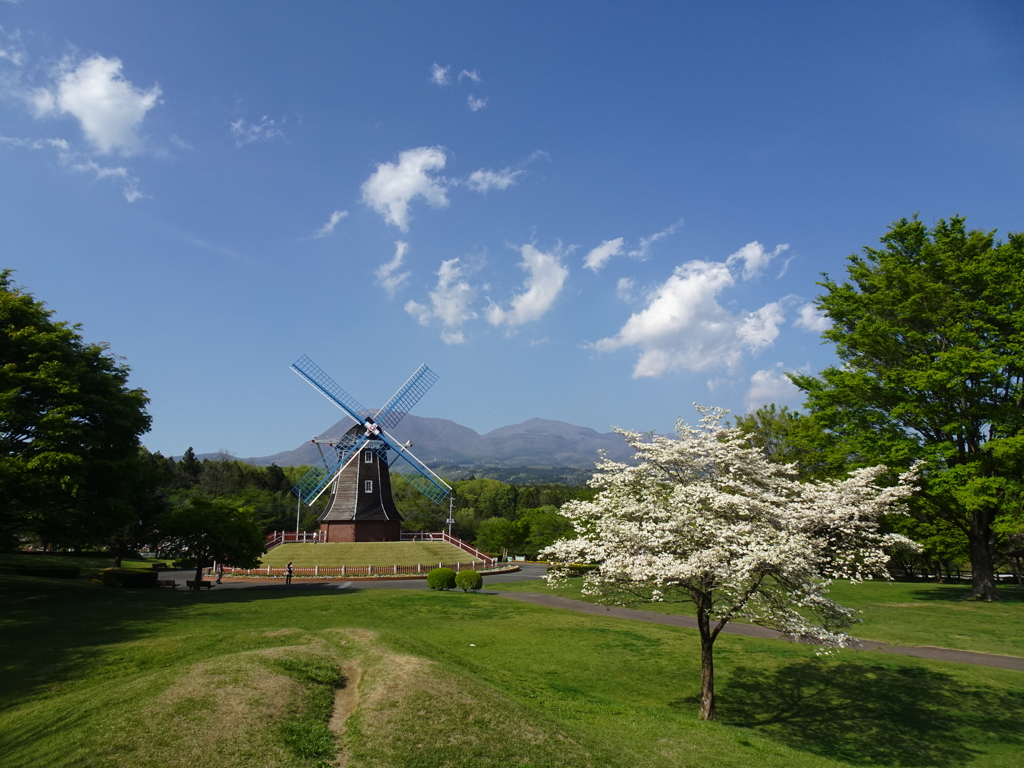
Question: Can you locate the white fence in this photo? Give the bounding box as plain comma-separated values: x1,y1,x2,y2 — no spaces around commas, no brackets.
223,559,499,578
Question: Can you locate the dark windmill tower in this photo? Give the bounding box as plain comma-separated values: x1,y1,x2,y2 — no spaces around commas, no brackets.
290,356,451,542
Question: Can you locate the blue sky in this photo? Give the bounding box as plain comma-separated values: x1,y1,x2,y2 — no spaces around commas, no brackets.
2,1,1022,458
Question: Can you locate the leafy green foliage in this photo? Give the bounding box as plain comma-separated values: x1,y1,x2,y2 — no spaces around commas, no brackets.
0,270,151,550
156,498,265,589
792,215,1024,599
454,568,483,591
427,566,456,590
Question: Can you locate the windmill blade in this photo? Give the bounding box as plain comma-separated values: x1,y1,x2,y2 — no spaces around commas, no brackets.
378,431,451,504
291,355,368,426
291,432,367,504
374,364,438,431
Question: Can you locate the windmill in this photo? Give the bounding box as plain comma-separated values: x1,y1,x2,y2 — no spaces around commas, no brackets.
290,355,451,542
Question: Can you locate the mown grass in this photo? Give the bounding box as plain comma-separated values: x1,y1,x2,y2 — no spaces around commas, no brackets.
496,576,1024,657
259,541,480,568
1,574,1022,767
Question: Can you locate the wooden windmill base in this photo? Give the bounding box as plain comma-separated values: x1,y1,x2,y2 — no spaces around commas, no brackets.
319,520,402,543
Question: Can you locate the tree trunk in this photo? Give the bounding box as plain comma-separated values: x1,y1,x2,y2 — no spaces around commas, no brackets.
968,509,999,600
193,563,204,591
697,602,716,721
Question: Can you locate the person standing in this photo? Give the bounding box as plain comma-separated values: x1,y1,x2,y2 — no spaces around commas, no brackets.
286,561,294,586
215,562,224,585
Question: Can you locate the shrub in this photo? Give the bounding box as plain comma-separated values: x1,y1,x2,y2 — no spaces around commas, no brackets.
455,569,483,592
101,568,158,589
427,567,456,590
172,558,197,569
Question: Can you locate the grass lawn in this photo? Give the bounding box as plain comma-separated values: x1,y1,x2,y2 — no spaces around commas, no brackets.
0,552,171,578
1,573,1023,768
259,541,480,568
497,576,1024,658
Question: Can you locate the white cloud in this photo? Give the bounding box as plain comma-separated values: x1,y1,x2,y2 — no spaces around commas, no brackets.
616,277,636,302
735,302,785,350
467,167,521,192
0,26,25,67
404,258,476,340
467,95,488,112
794,302,831,332
430,63,450,85
312,210,348,239
30,55,161,155
459,69,481,83
726,241,789,280
376,240,411,297
1,133,142,201
583,237,625,271
229,115,285,147
628,220,683,259
487,244,569,327
361,146,449,231
593,254,788,378
745,367,801,412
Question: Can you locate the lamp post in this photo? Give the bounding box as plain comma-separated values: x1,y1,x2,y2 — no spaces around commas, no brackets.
446,493,455,537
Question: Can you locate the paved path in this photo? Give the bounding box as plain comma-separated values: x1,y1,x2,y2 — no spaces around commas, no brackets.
159,565,1024,672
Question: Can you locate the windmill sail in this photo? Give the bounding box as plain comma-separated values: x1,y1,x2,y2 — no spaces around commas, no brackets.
383,440,451,503
374,364,439,430
290,356,451,510
292,432,366,504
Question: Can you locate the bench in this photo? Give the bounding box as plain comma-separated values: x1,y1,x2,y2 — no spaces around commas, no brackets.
186,580,214,590
155,579,178,589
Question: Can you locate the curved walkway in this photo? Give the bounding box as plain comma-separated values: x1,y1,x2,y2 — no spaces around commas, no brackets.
162,566,1024,672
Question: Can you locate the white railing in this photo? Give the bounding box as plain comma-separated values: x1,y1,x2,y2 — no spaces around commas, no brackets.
401,531,496,564
221,560,504,578
265,531,325,550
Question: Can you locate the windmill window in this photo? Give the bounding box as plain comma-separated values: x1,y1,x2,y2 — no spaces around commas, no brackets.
364,480,373,493
364,451,373,463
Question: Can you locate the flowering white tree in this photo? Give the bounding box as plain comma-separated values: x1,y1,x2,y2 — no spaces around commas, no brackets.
542,406,918,721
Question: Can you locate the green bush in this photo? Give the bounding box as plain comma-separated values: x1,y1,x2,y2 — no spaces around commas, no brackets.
101,568,158,589
427,567,456,590
172,558,198,569
0,564,81,579
454,569,483,592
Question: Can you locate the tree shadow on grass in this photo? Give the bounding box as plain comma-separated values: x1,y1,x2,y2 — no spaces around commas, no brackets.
885,584,1024,604
711,659,1024,767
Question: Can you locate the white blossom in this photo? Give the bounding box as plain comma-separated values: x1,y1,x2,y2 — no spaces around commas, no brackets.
542,405,919,720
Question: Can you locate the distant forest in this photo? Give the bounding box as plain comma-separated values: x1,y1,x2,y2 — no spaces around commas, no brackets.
155,449,594,559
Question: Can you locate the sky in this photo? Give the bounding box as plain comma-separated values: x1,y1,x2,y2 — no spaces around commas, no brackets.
2,1,1022,459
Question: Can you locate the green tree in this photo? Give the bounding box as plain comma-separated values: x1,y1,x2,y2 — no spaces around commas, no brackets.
157,498,265,590
731,405,846,480
0,270,151,549
792,215,1024,600
474,516,525,559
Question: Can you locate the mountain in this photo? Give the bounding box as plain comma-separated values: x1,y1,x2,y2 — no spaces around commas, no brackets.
234,415,636,469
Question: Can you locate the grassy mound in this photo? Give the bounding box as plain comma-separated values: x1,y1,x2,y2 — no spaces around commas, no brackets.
259,541,480,568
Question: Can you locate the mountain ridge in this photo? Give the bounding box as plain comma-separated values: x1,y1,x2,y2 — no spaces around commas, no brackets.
200,415,637,469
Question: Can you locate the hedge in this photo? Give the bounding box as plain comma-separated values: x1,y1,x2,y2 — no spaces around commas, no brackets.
0,565,81,579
